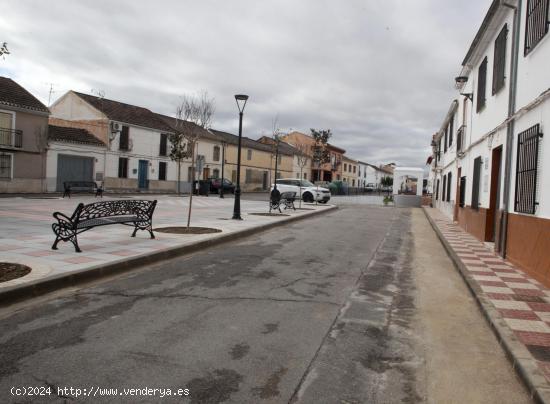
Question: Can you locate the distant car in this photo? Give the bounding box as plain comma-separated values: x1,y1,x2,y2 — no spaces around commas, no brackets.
271,179,331,203
208,178,235,194
365,183,377,192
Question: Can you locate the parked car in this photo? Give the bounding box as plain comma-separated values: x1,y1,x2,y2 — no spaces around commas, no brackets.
208,177,235,194
365,183,377,192
271,179,331,203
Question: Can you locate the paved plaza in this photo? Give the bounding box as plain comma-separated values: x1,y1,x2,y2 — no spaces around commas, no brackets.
0,194,332,290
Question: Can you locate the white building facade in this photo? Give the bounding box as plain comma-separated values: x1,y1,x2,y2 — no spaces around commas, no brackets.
429,0,550,286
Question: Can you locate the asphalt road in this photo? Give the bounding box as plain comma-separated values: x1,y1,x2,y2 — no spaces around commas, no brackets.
0,205,530,403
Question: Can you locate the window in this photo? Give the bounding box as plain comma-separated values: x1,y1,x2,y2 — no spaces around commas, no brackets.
213,146,220,162
158,161,167,181
303,172,307,179
247,149,252,160
471,156,482,210
459,176,466,207
449,116,454,147
344,163,347,171
188,167,194,182
444,126,448,152
493,24,508,95
353,166,356,174
213,168,220,178
278,155,281,164
477,57,488,112
159,133,168,156
231,170,237,183
119,126,129,150
118,157,128,178
515,124,543,214
245,168,252,183
525,0,550,55
442,175,447,202
435,179,440,201
446,172,452,202
0,153,12,179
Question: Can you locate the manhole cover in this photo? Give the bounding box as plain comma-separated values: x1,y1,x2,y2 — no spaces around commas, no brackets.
0,262,32,283
154,227,222,234
248,213,290,217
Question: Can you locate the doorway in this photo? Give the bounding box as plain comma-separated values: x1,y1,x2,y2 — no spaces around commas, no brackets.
138,160,149,189
56,155,94,191
486,146,502,242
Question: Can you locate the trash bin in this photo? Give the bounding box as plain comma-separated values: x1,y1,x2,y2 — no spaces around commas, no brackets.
198,180,210,196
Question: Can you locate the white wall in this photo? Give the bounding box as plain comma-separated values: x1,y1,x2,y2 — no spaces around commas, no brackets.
50,92,104,121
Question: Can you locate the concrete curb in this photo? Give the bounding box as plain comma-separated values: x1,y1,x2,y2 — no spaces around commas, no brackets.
422,207,550,404
0,205,338,307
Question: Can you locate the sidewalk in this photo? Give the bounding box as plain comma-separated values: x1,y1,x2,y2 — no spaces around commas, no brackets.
0,195,335,302
424,207,550,402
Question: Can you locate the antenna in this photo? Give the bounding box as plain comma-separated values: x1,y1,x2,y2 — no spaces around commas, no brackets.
91,88,106,113
46,83,57,106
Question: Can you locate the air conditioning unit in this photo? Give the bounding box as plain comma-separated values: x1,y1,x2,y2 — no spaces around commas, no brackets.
111,122,121,133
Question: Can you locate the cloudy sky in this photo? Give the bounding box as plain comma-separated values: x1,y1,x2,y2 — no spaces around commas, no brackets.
1,0,491,166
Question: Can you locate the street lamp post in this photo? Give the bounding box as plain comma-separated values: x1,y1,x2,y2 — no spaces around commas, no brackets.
219,141,226,198
232,94,248,220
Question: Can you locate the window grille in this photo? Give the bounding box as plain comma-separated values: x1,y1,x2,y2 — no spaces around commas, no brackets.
118,157,128,178
158,161,167,181
459,176,467,207
514,124,543,214
446,172,452,201
525,0,550,55
0,153,12,179
119,126,129,150
159,134,168,156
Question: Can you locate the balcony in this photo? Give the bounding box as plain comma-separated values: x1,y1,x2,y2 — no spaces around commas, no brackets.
0,127,23,148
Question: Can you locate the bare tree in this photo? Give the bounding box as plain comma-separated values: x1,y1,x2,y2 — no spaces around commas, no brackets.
172,91,215,227
0,42,9,60
294,142,310,208
310,129,332,204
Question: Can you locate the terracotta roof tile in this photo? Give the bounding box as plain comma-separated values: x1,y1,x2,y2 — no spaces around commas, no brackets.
0,76,49,113
73,92,172,132
48,125,105,146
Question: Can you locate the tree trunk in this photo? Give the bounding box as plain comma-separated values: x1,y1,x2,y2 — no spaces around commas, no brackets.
186,144,196,228
177,160,181,194
299,167,303,208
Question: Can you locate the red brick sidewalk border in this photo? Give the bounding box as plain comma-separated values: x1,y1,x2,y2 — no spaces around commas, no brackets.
423,207,550,403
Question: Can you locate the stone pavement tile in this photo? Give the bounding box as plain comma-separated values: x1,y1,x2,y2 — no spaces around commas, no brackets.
486,292,515,300
498,309,540,320
60,256,102,265
505,318,550,333
480,285,515,294
472,275,501,281
492,300,531,310
528,303,550,312
478,280,508,287
516,331,550,347
26,250,58,257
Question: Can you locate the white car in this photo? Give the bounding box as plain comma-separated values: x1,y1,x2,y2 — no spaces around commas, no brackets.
271,179,331,203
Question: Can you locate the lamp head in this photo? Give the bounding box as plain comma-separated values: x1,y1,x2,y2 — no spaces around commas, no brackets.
234,94,249,113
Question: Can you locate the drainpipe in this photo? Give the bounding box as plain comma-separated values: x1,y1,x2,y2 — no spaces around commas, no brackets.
500,0,521,256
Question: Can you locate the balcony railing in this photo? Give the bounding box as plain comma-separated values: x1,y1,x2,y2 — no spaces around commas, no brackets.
0,128,23,148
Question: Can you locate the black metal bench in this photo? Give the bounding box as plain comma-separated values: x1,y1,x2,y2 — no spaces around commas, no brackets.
63,181,103,198
270,190,296,213
51,199,157,252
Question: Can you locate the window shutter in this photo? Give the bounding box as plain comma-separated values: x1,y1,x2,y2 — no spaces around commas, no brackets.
493,25,508,95
471,157,482,210
477,58,488,112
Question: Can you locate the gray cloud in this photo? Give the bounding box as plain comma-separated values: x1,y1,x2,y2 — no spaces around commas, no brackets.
0,0,491,166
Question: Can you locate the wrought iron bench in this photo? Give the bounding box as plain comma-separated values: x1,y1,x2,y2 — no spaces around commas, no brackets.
51,199,157,252
63,181,103,198
270,190,296,213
